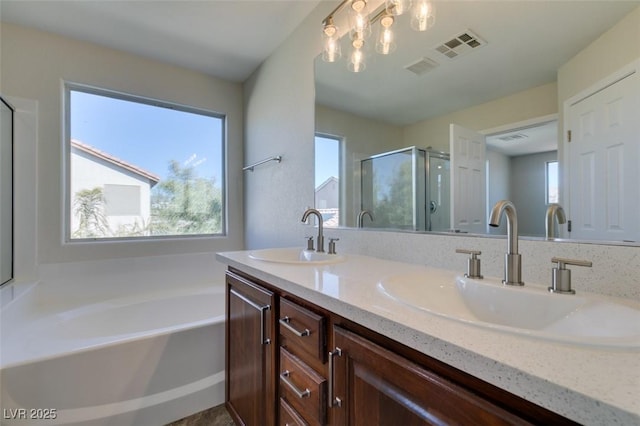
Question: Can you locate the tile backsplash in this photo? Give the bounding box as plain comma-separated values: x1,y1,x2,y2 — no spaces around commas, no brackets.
323,228,639,300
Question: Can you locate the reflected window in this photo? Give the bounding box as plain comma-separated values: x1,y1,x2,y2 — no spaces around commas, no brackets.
314,134,341,227
546,161,559,203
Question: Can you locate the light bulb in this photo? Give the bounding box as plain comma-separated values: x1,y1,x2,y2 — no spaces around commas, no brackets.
410,0,435,32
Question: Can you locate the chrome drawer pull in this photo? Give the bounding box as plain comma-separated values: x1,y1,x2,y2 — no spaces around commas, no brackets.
328,347,342,408
280,370,310,399
279,316,310,337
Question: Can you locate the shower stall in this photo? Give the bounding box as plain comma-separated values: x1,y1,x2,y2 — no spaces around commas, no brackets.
360,147,450,232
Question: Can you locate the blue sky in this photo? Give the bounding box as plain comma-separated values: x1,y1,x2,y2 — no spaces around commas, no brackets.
315,135,340,187
70,90,223,184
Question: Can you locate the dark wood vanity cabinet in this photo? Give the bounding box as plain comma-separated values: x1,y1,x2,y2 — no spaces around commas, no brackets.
330,326,530,425
226,271,277,426
225,268,576,426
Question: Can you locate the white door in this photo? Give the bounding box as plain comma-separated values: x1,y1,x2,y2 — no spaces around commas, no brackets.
450,124,486,234
566,68,639,242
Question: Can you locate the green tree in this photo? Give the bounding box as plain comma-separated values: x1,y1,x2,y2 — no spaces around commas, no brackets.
373,161,415,229
73,187,110,238
151,160,222,235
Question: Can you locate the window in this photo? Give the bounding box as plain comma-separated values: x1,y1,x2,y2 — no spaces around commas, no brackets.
546,161,559,204
314,134,341,227
66,84,225,240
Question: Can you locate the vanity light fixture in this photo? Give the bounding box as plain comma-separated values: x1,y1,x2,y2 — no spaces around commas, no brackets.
322,0,436,71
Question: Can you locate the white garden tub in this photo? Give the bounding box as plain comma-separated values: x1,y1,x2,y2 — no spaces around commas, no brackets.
0,281,225,426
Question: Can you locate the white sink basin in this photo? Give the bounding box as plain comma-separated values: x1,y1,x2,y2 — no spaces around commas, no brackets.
248,248,346,265
379,272,640,348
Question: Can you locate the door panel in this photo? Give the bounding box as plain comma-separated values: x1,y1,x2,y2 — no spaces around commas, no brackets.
567,69,639,242
450,124,486,234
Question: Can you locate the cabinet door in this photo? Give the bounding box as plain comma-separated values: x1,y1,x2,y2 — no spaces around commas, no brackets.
226,272,277,426
330,326,528,426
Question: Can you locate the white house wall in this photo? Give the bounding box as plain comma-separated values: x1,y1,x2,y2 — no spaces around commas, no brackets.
70,149,152,237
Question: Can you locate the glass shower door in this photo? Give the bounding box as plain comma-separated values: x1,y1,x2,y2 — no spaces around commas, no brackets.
426,151,450,232
360,147,426,230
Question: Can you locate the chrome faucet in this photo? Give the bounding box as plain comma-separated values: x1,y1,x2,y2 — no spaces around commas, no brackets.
489,200,524,286
301,208,325,253
545,203,566,240
357,210,374,228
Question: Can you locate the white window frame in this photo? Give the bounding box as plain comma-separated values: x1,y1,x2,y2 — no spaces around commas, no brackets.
64,82,227,242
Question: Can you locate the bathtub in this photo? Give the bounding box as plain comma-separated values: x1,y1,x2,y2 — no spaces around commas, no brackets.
0,282,225,426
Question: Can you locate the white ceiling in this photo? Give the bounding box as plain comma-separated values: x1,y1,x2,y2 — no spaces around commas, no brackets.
0,0,321,82
1,0,638,137
486,120,558,157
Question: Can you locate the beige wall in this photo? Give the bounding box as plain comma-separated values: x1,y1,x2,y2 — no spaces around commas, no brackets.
558,6,640,104
1,23,244,265
404,82,558,152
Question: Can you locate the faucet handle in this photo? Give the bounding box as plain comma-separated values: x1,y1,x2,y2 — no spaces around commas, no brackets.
455,249,483,279
328,238,340,255
304,236,315,251
549,257,593,295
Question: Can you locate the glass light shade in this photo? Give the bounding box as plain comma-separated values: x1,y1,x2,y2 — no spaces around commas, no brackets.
375,18,396,55
322,33,342,63
348,0,371,40
348,45,366,73
385,0,411,16
410,0,435,31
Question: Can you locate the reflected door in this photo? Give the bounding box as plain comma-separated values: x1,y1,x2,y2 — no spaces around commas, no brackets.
450,124,486,234
567,69,639,242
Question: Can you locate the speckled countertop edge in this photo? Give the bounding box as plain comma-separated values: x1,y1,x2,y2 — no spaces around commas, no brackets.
217,250,640,426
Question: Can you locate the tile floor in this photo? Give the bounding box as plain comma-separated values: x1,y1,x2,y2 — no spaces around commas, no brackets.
166,404,234,426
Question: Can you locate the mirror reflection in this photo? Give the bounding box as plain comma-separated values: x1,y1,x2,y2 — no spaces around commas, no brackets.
314,1,639,242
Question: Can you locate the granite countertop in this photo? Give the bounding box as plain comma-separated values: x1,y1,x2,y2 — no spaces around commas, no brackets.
216,249,640,426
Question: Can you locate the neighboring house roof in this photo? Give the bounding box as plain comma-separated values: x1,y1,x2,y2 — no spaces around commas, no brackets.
71,139,160,185
315,176,338,192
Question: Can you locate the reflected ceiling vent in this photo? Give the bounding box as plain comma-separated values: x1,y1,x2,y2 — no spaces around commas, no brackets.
498,133,529,142
434,30,486,60
404,57,440,75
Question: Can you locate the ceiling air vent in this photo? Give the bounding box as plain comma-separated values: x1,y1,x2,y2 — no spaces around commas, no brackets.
434,30,486,60
498,134,529,142
404,57,440,75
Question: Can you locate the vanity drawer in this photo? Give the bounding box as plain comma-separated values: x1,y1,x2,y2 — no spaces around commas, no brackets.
279,398,308,426
279,298,325,362
279,348,326,426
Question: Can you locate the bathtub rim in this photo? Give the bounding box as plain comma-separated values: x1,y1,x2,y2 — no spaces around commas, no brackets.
0,284,225,370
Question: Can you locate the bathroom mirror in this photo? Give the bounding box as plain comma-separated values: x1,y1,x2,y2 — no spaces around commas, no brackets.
314,1,639,242
0,96,15,286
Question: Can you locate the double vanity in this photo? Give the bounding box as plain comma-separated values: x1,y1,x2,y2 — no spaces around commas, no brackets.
217,244,639,425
